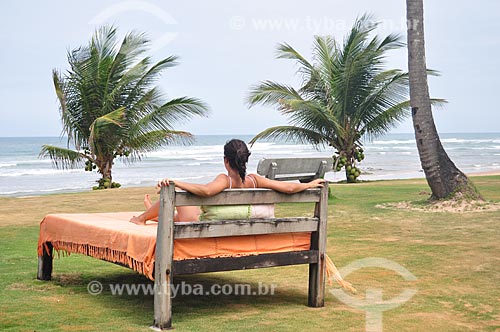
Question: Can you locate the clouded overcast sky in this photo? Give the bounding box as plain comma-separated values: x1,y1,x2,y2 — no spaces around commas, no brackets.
1,0,499,137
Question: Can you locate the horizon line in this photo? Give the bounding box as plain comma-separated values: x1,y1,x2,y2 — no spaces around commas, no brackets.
1,131,500,139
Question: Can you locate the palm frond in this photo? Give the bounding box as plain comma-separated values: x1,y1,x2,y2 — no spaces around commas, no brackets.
361,100,411,139
88,107,128,154
247,81,302,108
137,97,209,132
249,126,329,148
39,145,85,169
126,130,194,160
276,43,314,70
124,55,179,107
430,98,447,109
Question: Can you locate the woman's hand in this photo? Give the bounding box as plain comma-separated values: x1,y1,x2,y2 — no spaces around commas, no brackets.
307,178,325,188
156,178,175,193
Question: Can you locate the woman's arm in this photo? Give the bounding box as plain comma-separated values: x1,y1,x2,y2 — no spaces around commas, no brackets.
248,174,325,194
158,174,229,197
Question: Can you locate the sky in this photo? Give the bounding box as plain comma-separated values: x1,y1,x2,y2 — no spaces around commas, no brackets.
0,0,499,137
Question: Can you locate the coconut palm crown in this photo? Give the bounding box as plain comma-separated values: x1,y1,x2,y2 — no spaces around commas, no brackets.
248,15,441,182
40,26,209,189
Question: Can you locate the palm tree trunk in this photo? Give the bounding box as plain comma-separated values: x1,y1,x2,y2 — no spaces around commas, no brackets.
103,159,113,182
97,157,113,188
406,0,480,199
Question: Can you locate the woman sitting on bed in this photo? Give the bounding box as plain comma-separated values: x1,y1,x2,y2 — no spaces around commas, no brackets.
129,138,324,225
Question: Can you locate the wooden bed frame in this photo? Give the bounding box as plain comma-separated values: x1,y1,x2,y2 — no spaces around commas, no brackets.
37,157,331,330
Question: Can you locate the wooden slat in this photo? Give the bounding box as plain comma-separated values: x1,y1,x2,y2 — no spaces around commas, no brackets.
173,250,319,275
173,217,318,238
274,173,317,181
257,157,333,180
174,188,320,206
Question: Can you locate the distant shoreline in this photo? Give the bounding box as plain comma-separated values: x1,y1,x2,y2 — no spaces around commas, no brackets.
467,169,500,177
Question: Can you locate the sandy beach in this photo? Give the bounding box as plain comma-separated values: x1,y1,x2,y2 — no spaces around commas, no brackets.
467,169,500,176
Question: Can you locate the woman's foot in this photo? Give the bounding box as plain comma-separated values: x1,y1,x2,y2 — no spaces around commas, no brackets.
144,194,153,209
130,215,146,225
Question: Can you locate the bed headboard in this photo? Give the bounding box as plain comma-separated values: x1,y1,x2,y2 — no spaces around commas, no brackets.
153,181,329,329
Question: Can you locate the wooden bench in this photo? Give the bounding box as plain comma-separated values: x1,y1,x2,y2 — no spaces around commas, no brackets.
257,157,333,182
37,157,331,330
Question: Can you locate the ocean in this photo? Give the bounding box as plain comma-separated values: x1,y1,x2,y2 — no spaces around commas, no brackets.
1,133,499,197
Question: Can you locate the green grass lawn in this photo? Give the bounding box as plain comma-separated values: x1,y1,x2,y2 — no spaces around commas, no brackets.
0,176,499,331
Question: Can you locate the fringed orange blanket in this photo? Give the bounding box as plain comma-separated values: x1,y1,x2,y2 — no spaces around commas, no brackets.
38,212,311,280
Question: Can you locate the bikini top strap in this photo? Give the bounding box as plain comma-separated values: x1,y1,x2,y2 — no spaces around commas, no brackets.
227,174,255,189
248,175,257,188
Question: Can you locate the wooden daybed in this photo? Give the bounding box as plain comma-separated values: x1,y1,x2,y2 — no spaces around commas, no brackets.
37,157,331,330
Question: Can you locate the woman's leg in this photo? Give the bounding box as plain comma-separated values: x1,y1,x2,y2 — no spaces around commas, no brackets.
175,206,201,222
142,194,159,222
146,193,201,221
130,196,201,224
130,200,160,225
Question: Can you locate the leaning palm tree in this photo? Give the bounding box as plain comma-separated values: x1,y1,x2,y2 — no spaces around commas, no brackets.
40,26,209,189
248,15,428,182
406,0,480,199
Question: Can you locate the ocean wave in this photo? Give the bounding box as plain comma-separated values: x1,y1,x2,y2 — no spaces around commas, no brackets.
249,142,275,149
371,138,500,145
172,175,215,181
250,142,315,151
0,163,16,168
16,159,53,165
148,145,223,158
372,139,415,145
441,138,500,144
367,146,417,151
470,146,500,150
193,157,217,161
0,169,83,177
0,159,53,167
0,186,87,196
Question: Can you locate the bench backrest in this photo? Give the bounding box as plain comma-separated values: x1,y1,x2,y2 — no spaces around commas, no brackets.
257,157,332,182
170,187,326,239
157,180,328,239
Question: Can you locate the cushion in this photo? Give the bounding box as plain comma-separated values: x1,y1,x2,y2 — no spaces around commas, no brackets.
200,204,275,221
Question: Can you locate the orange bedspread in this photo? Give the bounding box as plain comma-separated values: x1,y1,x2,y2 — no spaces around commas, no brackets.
38,212,311,280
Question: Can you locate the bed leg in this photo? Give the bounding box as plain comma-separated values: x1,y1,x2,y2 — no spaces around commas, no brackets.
308,182,328,307
152,183,176,330
37,242,53,281
308,255,326,307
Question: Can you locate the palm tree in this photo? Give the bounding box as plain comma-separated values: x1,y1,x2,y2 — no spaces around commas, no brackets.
248,15,427,182
40,26,209,189
406,1,480,199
